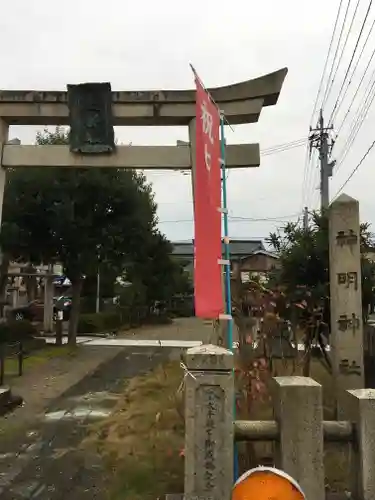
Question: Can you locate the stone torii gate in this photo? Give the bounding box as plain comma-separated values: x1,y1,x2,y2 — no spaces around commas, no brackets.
0,68,287,331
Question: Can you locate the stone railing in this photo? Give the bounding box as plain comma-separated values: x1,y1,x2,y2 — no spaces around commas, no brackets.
183,344,375,500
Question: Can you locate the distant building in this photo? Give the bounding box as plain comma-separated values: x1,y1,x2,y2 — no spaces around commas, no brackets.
172,239,279,282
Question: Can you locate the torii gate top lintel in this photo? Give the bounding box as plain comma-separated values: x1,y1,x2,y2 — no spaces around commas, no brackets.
0,67,287,172
0,67,287,127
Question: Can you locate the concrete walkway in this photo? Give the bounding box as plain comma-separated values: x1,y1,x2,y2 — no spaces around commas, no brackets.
40,317,333,350
44,336,203,348
0,346,173,499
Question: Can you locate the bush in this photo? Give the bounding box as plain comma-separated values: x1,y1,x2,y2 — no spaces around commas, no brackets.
77,312,122,334
143,314,173,325
0,319,37,344
169,298,194,318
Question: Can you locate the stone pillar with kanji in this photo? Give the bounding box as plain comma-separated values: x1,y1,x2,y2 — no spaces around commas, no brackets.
184,344,234,500
329,193,364,417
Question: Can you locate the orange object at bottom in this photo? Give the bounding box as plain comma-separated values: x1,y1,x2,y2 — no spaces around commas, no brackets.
232,466,305,500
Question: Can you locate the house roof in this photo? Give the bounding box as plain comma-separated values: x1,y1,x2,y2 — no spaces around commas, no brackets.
172,239,265,258
240,249,279,260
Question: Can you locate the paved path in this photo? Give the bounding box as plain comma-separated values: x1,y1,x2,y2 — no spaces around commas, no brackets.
40,319,334,351
41,317,212,347
1,346,124,426
44,336,203,348
0,346,172,499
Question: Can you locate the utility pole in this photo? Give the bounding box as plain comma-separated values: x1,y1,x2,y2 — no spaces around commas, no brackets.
309,109,335,211
303,206,309,230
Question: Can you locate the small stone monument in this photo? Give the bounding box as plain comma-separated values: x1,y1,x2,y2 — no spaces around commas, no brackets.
184,344,234,500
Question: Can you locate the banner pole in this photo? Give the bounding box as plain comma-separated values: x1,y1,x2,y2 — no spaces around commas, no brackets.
220,114,239,482
219,114,233,349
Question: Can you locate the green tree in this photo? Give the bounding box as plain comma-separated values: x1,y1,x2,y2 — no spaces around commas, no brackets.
1,127,159,344
125,231,192,307
268,211,375,326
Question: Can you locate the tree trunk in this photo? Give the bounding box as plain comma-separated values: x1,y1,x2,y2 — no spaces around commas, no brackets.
68,277,83,346
24,265,37,301
0,254,9,317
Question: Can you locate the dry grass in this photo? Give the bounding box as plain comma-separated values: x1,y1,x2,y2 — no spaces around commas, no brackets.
84,361,185,500
83,354,349,498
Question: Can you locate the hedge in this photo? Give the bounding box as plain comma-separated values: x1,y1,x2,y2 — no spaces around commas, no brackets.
0,320,37,344
77,310,172,334
77,312,122,334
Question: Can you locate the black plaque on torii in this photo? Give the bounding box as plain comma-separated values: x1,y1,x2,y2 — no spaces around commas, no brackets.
67,82,115,154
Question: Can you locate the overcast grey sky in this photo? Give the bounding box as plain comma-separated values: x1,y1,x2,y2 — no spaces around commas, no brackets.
2,0,374,242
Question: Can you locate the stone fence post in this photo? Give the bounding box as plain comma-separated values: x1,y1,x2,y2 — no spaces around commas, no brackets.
345,388,375,499
184,344,234,500
272,376,325,499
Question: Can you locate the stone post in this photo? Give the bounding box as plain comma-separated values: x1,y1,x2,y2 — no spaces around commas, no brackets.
329,194,364,417
184,344,234,500
0,120,9,225
272,376,325,500
345,388,375,499
0,120,9,286
43,275,54,333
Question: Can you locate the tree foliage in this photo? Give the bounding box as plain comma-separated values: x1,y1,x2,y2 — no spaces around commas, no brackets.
1,127,180,343
267,211,375,326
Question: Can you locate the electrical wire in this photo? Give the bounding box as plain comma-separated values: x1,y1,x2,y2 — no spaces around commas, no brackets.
335,69,375,170
329,0,373,125
321,0,353,108
158,213,301,224
329,1,374,125
335,39,375,135
325,0,362,119
261,139,306,156
147,137,306,178
309,0,346,126
332,137,375,199
339,79,375,162
303,0,347,209
262,138,306,151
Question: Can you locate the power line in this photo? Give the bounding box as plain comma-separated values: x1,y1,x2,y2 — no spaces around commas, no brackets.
329,0,374,125
335,70,375,170
309,0,346,126
335,35,375,135
303,0,347,210
230,213,301,221
262,138,306,151
261,139,306,156
321,0,353,109
326,0,362,120
158,213,301,224
332,137,375,199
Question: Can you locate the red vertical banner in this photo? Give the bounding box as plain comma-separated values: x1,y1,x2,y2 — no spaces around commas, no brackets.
193,76,224,318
